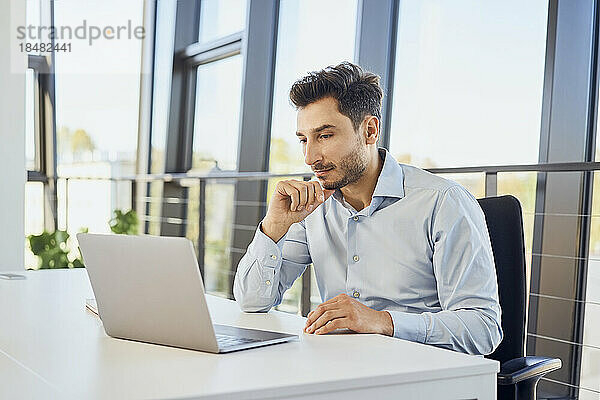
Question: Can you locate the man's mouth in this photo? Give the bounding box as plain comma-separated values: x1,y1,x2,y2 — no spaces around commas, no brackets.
314,167,334,178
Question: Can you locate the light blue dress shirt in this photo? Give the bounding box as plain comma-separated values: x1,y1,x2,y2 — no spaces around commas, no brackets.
233,149,503,355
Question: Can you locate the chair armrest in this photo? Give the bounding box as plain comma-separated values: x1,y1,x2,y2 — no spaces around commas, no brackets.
498,356,562,385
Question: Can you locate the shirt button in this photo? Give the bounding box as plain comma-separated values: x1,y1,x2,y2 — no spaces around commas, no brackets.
353,216,359,221
270,254,277,260
353,291,360,298
265,280,271,285
353,255,359,262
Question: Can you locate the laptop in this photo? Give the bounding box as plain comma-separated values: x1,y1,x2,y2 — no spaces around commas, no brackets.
77,233,297,353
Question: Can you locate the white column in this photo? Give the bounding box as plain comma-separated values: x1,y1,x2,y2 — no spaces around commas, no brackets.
0,0,26,271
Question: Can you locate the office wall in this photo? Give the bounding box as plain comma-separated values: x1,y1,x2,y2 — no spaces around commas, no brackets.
0,0,25,271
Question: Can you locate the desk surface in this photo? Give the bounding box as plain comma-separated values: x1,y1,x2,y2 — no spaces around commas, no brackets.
0,269,499,399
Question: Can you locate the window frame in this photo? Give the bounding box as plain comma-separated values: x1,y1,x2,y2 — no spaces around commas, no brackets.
25,0,57,232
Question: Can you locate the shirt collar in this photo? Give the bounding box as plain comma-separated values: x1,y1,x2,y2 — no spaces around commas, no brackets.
372,148,405,199
332,148,405,207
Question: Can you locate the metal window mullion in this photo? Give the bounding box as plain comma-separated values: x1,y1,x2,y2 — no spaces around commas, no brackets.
572,0,600,389
484,172,497,197
161,0,200,237
528,1,597,397
33,67,42,172
136,0,157,229
28,54,57,231
355,0,400,149
45,0,57,232
228,0,280,298
28,55,48,176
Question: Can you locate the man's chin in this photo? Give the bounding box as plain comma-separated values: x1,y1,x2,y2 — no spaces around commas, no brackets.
320,178,344,191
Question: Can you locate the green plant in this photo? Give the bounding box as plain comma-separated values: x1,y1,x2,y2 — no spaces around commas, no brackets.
27,230,84,269
109,209,139,235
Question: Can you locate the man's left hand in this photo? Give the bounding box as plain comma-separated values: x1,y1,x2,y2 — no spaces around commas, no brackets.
304,294,394,336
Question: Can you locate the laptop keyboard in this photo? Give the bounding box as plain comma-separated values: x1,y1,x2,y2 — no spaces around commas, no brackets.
216,334,262,348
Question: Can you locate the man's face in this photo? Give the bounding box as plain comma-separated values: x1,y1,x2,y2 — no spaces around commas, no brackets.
296,97,369,190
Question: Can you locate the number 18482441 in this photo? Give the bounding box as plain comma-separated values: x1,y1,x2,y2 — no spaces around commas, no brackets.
19,42,71,53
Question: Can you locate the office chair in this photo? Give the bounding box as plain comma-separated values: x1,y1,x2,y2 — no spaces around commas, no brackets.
477,195,562,400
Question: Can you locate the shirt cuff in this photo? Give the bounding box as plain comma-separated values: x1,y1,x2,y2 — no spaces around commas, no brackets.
385,310,428,343
250,222,286,266
240,224,287,298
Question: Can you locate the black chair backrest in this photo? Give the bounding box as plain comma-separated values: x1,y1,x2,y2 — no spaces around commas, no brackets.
478,195,526,365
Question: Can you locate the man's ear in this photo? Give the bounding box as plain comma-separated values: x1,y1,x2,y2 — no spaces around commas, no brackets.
363,116,379,145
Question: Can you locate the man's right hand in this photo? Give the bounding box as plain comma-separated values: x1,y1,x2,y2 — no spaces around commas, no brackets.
261,180,335,243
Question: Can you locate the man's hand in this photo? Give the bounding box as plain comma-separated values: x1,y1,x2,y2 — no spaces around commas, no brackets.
304,294,394,336
262,180,335,242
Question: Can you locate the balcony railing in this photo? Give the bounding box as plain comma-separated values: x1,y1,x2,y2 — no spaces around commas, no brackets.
26,161,600,314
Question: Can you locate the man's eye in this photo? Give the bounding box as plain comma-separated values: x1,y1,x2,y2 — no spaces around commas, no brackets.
299,138,307,143
320,134,331,139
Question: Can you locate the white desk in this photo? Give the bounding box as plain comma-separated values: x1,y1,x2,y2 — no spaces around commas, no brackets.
0,269,498,399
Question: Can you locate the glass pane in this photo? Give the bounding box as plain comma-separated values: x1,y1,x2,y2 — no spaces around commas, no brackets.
52,0,143,240
65,179,114,234
585,173,600,391
25,68,36,170
191,55,243,172
587,172,600,302
150,0,176,174
144,0,177,233
433,173,485,198
54,0,143,167
187,182,235,299
283,264,321,314
276,276,303,314
199,0,247,43
579,335,600,395
389,0,548,168
24,182,45,270
269,0,359,174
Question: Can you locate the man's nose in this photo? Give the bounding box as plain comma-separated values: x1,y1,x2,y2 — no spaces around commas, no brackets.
304,140,322,166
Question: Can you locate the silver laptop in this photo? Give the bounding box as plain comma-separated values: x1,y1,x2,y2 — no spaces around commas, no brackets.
77,233,297,353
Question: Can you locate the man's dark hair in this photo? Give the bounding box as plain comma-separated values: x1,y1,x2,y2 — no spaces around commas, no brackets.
289,62,383,130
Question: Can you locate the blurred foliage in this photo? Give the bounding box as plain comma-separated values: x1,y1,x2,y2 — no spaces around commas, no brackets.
58,126,95,160
27,229,85,269
109,209,139,235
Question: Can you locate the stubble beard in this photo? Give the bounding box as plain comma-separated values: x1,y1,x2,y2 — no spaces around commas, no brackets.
321,140,369,190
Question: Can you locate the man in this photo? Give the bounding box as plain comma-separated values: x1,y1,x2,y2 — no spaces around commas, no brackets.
233,62,503,355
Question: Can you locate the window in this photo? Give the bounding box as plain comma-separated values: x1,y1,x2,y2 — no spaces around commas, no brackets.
150,0,176,175
52,0,144,236
582,174,600,395
389,0,548,169
389,2,548,323
186,55,243,300
146,0,177,235
198,0,247,43
24,0,47,173
185,4,247,298
191,55,243,172
24,0,52,268
268,0,359,313
269,0,359,175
